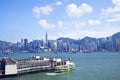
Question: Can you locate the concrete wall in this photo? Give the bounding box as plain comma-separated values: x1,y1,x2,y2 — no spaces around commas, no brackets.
5,64,17,75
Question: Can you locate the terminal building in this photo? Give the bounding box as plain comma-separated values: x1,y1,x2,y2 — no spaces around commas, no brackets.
0,56,75,78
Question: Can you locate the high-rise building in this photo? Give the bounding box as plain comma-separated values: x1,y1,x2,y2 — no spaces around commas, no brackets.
45,32,48,48
24,39,28,50
21,39,23,43
116,38,120,51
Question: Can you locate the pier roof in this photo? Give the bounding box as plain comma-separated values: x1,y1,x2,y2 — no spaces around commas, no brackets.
2,58,16,65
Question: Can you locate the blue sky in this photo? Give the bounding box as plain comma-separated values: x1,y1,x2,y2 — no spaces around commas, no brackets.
0,0,120,42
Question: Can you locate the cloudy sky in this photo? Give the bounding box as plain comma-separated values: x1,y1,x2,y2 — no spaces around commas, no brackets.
0,0,120,42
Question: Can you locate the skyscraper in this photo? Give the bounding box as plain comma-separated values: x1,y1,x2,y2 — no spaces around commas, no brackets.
24,39,28,50
116,38,120,52
45,32,48,48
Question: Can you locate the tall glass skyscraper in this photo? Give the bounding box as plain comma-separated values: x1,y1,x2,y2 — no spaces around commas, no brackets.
45,32,48,48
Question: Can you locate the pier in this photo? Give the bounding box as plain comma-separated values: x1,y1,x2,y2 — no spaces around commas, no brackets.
0,56,75,78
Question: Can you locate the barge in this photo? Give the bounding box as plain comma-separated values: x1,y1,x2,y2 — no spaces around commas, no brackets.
0,56,75,78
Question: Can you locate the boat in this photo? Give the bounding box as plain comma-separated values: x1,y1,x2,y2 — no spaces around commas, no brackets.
54,59,75,73
46,72,60,76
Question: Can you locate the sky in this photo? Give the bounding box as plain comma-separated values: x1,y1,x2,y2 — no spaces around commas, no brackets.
0,0,120,42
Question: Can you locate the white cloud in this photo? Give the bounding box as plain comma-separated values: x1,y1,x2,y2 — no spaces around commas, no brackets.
70,19,101,28
65,3,93,18
58,32,62,37
33,5,53,18
56,1,62,6
88,20,101,26
112,0,120,6
73,21,86,28
38,19,55,29
58,20,63,27
106,18,120,22
101,0,120,22
32,7,40,18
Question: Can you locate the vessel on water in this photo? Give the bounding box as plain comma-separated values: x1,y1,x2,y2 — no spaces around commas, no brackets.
54,58,75,73
0,56,75,78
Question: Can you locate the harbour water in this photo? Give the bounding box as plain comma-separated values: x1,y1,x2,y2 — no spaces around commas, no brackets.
0,52,120,80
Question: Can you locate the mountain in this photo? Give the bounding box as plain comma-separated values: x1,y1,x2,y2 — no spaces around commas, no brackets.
80,37,96,45
112,32,120,38
57,37,75,43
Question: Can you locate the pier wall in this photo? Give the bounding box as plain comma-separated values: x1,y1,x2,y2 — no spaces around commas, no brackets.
5,64,17,75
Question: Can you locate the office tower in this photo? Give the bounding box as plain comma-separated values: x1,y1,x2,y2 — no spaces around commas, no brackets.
24,39,28,50
45,32,48,48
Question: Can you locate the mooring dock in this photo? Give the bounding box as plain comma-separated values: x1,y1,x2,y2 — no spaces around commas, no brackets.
0,56,75,78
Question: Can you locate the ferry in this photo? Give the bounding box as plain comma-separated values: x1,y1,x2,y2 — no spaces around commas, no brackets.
0,56,75,78
54,59,75,73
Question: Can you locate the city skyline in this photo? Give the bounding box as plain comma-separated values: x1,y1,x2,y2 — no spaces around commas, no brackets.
0,32,120,53
0,31,119,43
0,0,120,42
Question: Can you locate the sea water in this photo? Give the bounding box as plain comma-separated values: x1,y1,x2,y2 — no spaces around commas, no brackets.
0,52,120,80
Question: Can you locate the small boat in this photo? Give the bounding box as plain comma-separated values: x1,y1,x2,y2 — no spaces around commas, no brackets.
46,72,60,76
54,59,75,73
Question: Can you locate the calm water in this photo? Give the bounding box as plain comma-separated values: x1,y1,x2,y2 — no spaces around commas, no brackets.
0,52,120,80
